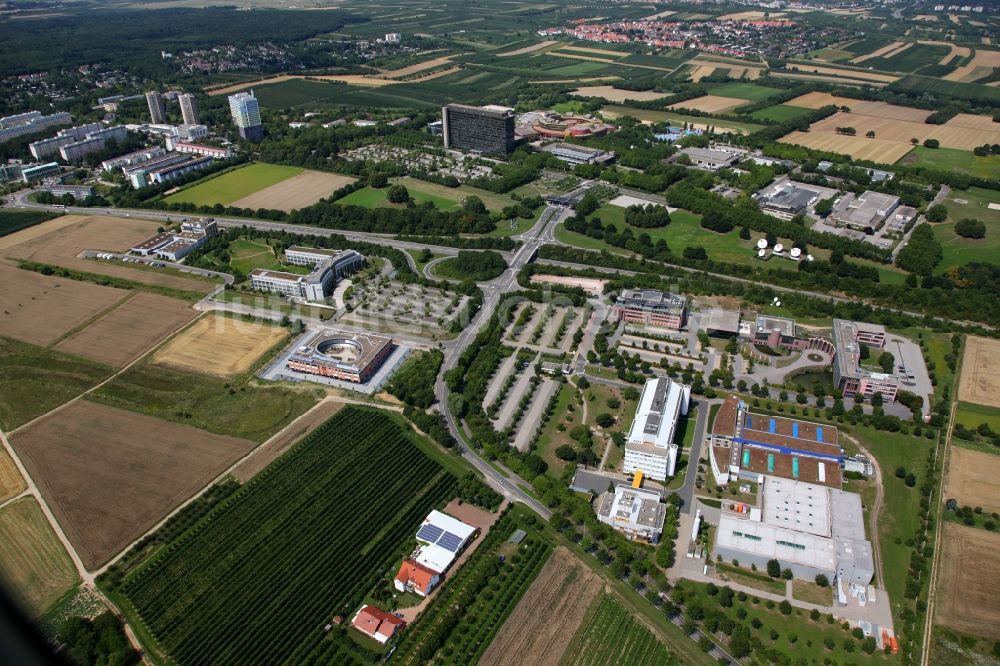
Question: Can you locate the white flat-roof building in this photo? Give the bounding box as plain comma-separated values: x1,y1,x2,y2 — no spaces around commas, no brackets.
596,484,666,544
285,246,364,277
680,146,739,171
714,477,874,587
623,377,691,481
412,510,476,574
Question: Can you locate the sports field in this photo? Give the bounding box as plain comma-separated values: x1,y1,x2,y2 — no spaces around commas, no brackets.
152,314,288,377
0,498,78,616
163,163,304,207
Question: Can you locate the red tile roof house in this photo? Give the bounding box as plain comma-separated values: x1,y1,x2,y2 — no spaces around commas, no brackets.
351,605,406,644
394,559,441,597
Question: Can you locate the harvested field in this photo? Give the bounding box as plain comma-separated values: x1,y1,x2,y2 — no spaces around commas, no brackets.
785,63,898,83
381,56,453,79
497,40,557,57
718,10,785,20
936,523,1000,640
668,94,748,113
806,111,1000,149
0,263,128,346
0,498,78,616
959,336,1000,408
773,72,890,87
850,40,904,64
0,214,213,293
786,92,932,121
206,74,396,95
919,39,971,65
10,401,255,569
0,215,80,250
152,314,288,377
230,169,356,212
479,547,604,666
231,399,346,483
946,48,1000,81
530,274,605,295
408,66,463,82
0,446,25,503
55,293,195,368
945,446,1000,514
689,65,716,82
778,132,914,165
570,85,672,102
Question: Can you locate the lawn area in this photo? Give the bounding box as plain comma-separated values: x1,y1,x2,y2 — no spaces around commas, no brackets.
955,402,1000,432
849,425,932,607
228,237,310,275
396,176,517,213
714,562,786,595
929,186,1000,272
749,104,814,122
707,82,783,102
0,337,113,431
897,146,1000,180
337,181,459,211
601,105,765,133
535,380,580,473
163,163,303,207
553,100,588,114
792,579,833,605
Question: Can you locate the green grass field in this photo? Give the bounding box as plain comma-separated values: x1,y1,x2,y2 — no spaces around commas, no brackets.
897,146,1000,180
0,210,58,238
707,82,783,102
89,360,320,442
749,104,813,122
955,402,1000,432
931,186,1000,272
228,238,310,275
0,337,113,431
163,163,303,207
601,105,765,133
337,183,458,211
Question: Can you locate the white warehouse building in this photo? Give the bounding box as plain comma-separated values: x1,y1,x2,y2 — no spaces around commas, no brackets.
623,377,691,481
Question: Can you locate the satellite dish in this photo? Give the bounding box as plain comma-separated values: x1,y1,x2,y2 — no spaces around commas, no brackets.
756,238,768,249
790,247,802,258
773,243,784,253
758,249,766,257
807,254,814,262
775,301,781,307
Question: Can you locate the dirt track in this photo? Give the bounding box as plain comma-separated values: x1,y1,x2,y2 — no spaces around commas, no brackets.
10,401,255,569
479,547,603,666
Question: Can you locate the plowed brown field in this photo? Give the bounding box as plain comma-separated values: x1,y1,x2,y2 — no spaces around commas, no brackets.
936,523,1000,639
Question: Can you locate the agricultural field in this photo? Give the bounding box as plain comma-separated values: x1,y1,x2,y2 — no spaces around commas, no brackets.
862,43,951,74
10,400,256,568
164,163,304,207
0,337,112,431
152,314,289,377
778,131,915,164
0,498,78,616
570,85,673,102
113,407,460,665
600,106,764,134
90,358,320,441
806,111,1000,151
959,336,1000,409
0,214,214,294
0,443,23,505
0,210,58,238
955,402,1000,435
705,82,784,101
54,293,196,368
897,146,1000,179
391,507,552,665
890,75,1000,105
935,523,1000,640
748,104,813,122
479,547,603,666
943,445,1000,515
783,62,899,84
667,94,750,114
230,170,356,212
560,594,675,666
0,263,129,347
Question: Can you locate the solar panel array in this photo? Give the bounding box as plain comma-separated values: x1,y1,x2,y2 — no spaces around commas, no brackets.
437,531,464,553
416,524,443,543
415,522,466,552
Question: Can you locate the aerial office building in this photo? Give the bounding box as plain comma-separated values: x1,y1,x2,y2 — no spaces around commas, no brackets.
228,91,264,141
831,319,898,402
146,91,167,124
623,377,691,481
0,111,72,143
441,103,515,154
596,484,667,544
612,289,688,331
178,93,200,125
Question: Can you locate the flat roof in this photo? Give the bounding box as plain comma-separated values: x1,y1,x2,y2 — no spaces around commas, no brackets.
626,377,687,451
756,314,796,336
682,147,738,162
831,319,893,382
760,184,816,211
597,486,666,530
703,308,741,334
736,444,842,488
289,329,393,373
761,476,832,537
717,513,838,571
131,232,175,252
617,288,687,314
